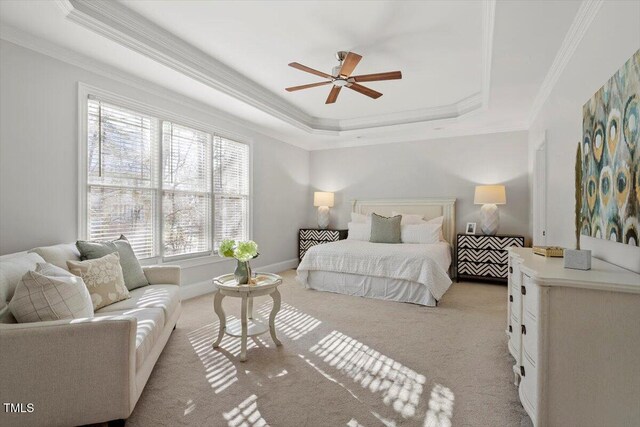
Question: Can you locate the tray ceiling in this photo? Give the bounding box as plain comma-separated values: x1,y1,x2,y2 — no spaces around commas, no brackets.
0,0,586,149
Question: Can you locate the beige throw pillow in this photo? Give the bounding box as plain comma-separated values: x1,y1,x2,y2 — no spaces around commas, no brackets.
8,263,94,323
67,252,130,310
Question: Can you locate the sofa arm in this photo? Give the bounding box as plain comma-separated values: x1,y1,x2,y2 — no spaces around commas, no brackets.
0,316,137,427
143,265,181,286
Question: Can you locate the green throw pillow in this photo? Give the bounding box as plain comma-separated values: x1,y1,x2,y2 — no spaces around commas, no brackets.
76,235,149,291
369,213,402,244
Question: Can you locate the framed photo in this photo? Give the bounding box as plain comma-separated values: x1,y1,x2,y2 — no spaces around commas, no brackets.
466,222,477,235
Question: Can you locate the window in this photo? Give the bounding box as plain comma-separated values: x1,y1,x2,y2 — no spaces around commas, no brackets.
84,96,250,260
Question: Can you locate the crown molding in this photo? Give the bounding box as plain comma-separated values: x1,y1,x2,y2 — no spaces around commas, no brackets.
308,120,529,151
54,0,495,133
527,0,603,125
0,25,313,150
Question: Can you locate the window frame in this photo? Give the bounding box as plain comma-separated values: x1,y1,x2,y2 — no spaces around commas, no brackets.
78,83,253,267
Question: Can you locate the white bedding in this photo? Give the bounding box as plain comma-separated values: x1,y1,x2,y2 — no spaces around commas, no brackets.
296,240,452,302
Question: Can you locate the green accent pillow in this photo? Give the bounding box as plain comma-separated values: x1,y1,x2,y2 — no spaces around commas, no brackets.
369,213,402,244
76,235,149,291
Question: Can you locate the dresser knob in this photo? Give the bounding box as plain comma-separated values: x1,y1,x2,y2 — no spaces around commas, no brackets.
520,366,525,377
509,266,513,273
509,295,513,302
508,325,512,333
521,324,527,335
521,285,527,295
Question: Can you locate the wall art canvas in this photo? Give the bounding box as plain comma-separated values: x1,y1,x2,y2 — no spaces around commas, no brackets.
582,49,639,246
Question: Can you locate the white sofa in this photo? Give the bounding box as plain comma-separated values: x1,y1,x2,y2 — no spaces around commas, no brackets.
0,243,182,427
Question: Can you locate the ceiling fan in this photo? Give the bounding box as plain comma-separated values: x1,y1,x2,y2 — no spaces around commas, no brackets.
286,51,402,104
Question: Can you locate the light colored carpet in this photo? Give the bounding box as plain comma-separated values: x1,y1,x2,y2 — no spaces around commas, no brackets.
126,270,529,426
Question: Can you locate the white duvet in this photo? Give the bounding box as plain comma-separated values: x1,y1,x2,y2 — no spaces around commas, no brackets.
296,240,453,301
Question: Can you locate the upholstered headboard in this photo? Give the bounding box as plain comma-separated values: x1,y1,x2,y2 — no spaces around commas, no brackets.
352,198,456,246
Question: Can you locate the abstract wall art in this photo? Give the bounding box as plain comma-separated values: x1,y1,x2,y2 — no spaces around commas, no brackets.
582,49,639,246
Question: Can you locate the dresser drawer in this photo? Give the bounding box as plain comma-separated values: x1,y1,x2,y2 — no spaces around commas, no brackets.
299,229,341,241
458,235,525,250
522,275,539,321
299,239,323,259
520,354,538,417
510,288,521,322
521,319,538,365
458,261,507,278
458,248,508,264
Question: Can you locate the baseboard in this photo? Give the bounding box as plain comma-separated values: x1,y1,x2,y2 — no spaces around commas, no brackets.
180,258,299,300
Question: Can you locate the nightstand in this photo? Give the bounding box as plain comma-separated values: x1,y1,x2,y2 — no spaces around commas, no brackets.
456,234,525,283
299,229,348,261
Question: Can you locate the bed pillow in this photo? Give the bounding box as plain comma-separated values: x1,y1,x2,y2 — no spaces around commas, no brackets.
369,213,402,244
9,263,94,323
391,211,425,225
351,212,370,223
67,253,130,311
401,223,442,244
347,222,371,241
76,235,149,291
426,216,446,241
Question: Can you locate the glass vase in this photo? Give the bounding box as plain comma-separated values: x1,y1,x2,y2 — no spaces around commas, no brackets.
234,260,252,285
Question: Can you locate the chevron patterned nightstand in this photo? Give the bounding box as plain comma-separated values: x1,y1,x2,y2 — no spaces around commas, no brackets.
456,234,525,283
298,228,348,261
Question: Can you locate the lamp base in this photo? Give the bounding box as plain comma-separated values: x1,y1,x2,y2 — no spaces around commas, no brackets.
317,206,330,229
480,204,499,235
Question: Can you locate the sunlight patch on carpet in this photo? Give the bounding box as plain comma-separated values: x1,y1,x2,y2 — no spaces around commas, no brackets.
310,330,426,418
299,354,397,427
256,301,321,340
223,394,267,427
187,319,260,393
184,399,196,416
423,384,454,427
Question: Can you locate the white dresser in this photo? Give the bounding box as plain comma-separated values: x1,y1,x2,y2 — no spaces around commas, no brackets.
507,247,640,427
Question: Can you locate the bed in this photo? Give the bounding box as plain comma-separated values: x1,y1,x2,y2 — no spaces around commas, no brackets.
296,198,456,307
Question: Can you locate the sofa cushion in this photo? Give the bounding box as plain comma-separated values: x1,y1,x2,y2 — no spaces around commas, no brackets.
0,252,46,323
30,244,81,270
96,284,180,326
9,265,94,323
94,307,165,370
76,236,149,291
67,253,130,311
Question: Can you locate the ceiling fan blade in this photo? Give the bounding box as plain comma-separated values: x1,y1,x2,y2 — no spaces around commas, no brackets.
325,86,341,104
285,81,331,92
351,71,402,82
288,62,332,79
347,82,383,99
339,52,362,77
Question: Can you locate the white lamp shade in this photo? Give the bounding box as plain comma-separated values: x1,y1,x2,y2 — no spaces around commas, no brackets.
314,192,335,207
474,185,506,205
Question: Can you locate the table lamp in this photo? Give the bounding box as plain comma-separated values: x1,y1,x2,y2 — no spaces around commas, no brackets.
313,192,334,229
474,185,506,235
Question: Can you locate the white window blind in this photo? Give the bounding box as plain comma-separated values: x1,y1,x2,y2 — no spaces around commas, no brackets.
214,136,250,249
162,122,212,257
87,99,159,258
85,96,251,260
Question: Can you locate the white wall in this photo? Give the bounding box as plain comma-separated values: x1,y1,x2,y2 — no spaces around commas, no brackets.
0,40,309,286
309,131,530,240
528,1,640,273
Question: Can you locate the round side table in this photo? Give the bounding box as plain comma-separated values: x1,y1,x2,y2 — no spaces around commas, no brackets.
212,272,283,362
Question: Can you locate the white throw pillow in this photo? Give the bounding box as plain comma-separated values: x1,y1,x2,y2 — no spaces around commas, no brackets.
401,223,442,244
347,222,371,241
67,252,130,310
8,263,94,323
426,216,446,241
392,211,425,225
351,212,370,223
